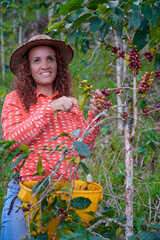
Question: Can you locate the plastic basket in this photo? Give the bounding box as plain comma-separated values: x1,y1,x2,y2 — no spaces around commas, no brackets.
18,180,103,240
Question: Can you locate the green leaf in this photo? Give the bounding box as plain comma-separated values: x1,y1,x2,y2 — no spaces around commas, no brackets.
89,235,105,240
11,152,28,169
87,0,108,10
6,146,21,163
133,29,147,50
106,66,112,75
0,147,4,152
60,233,82,240
148,224,160,230
136,147,146,153
37,157,43,176
90,17,101,33
150,18,160,43
79,92,88,111
72,13,92,28
66,30,77,44
70,197,92,209
70,129,81,138
20,144,29,152
132,9,142,28
155,53,160,70
139,231,160,240
47,196,58,211
151,12,157,27
0,86,6,99
154,2,160,16
101,206,115,217
25,233,49,240
128,234,138,240
139,17,149,34
49,132,69,141
0,140,15,150
100,22,110,40
79,161,90,174
115,7,125,19
48,21,65,32
82,40,90,54
57,0,84,15
142,5,154,22
31,177,49,194
108,0,119,8
73,140,90,157
39,213,55,224
117,20,124,37
139,98,147,108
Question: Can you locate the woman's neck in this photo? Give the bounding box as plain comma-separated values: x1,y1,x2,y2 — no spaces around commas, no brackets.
36,85,54,98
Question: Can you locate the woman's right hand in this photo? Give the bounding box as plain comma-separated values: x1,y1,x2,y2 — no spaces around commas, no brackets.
50,96,79,112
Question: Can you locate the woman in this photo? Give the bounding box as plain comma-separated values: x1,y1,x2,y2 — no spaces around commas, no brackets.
0,34,104,240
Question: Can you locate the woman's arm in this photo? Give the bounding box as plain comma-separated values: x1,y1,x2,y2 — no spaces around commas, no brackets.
1,91,54,145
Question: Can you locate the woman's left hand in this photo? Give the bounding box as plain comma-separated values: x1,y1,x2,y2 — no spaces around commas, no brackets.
90,89,104,115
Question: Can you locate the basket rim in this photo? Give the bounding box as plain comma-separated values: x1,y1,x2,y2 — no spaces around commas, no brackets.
19,180,103,194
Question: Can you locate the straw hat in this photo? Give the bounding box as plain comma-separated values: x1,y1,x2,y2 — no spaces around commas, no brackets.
10,34,74,76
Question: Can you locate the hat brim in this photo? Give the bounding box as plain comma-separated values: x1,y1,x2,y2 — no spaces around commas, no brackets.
10,38,74,76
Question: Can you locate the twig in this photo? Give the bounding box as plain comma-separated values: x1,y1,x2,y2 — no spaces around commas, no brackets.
67,163,79,210
131,71,138,138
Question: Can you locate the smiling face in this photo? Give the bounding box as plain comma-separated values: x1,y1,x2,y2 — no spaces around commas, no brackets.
28,46,57,94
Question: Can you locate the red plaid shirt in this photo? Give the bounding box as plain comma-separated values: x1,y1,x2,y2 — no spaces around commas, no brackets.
1,90,100,181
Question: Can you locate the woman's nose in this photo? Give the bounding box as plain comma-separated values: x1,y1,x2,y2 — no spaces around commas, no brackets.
41,60,49,68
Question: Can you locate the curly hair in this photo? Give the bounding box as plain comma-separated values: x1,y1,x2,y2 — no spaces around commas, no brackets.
14,48,72,111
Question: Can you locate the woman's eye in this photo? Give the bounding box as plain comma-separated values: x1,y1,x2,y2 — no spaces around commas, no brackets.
48,56,54,61
34,58,40,63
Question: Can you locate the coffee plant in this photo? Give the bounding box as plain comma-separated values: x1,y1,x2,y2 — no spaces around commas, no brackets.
45,0,160,239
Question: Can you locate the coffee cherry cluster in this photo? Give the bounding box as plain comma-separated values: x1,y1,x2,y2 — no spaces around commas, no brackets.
121,111,128,119
155,70,160,79
16,202,31,213
58,207,72,222
101,87,110,96
144,52,154,62
80,80,93,91
128,49,141,75
106,44,126,58
117,51,125,58
114,89,120,94
111,46,120,53
156,104,160,112
142,108,150,116
138,73,154,97
105,100,113,109
92,91,112,109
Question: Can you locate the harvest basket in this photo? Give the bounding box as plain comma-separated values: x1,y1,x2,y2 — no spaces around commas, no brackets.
18,180,103,240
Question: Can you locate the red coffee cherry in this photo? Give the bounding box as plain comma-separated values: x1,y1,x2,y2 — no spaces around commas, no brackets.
144,52,154,62
128,48,141,75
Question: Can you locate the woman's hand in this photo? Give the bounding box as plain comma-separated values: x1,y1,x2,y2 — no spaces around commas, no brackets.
90,89,104,115
50,96,79,112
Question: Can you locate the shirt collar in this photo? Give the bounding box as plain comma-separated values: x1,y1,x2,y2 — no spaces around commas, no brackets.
36,89,58,99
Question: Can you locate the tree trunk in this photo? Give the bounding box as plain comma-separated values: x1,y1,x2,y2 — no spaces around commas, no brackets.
123,39,127,77
18,14,23,45
124,76,134,239
48,1,54,22
124,124,133,239
37,9,40,22
114,30,123,134
0,12,5,80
